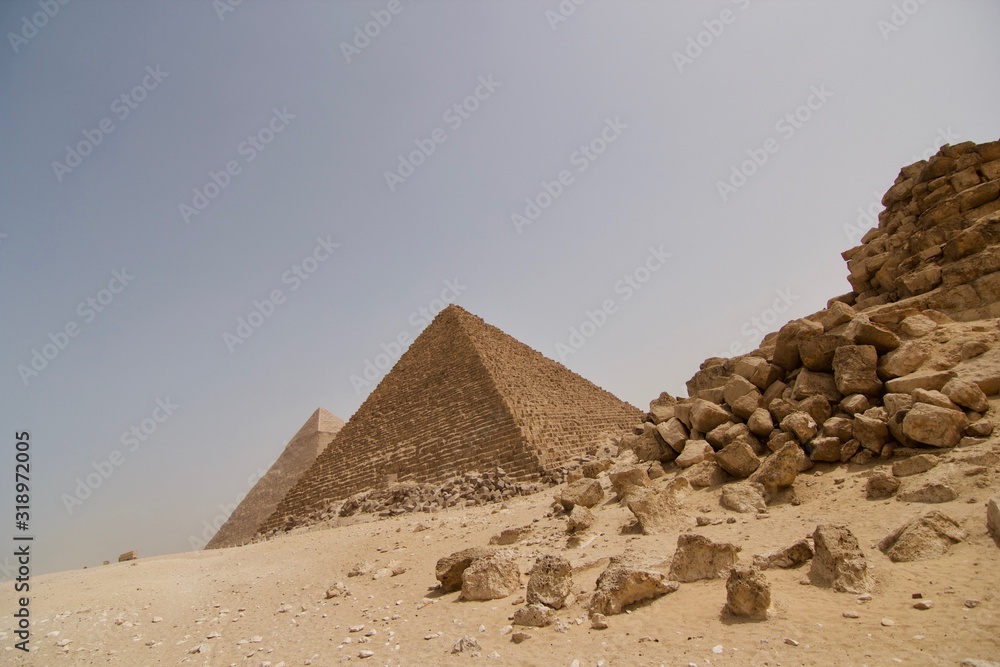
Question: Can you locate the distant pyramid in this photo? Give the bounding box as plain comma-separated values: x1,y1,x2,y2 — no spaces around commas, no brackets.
206,408,345,549
259,305,641,534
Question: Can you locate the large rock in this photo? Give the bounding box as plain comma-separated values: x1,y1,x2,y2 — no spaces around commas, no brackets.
627,483,688,535
679,460,727,487
735,356,782,390
714,440,760,478
854,414,889,453
892,454,939,477
609,467,651,502
902,403,969,447
512,603,555,627
866,468,900,499
753,539,814,570
668,534,741,583
750,442,802,495
526,555,572,609
558,478,605,510
566,505,595,532
885,370,955,394
941,378,990,412
588,564,678,616
781,411,818,444
748,408,774,437
833,345,882,396
724,567,771,620
648,392,677,424
878,342,930,379
655,418,689,453
461,552,521,601
792,370,843,403
808,436,842,462
723,375,759,407
720,482,767,514
690,399,733,433
799,334,851,372
898,478,958,503
809,525,872,594
773,319,824,371
436,547,498,592
846,317,901,353
878,511,968,562
675,439,714,468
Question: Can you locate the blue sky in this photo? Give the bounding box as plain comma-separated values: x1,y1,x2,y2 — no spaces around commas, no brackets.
2,0,998,576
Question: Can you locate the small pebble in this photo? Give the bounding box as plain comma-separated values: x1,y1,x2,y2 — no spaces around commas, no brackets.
965,600,980,609
784,638,799,646
913,600,933,610
843,611,860,619
712,645,723,654
881,618,895,627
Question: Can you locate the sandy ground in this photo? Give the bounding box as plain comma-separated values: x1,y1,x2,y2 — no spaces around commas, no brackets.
4,430,1000,667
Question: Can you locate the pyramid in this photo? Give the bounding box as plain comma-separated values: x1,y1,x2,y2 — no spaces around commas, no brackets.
206,408,346,549
259,305,642,534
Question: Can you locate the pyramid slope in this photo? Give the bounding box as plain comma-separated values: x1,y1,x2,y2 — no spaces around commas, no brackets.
259,306,642,535
206,408,345,549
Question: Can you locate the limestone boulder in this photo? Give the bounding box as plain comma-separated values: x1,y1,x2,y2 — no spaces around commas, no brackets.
902,403,969,447
609,467,650,502
675,439,714,468
885,370,955,394
588,564,678,616
512,603,555,627
988,497,1000,541
792,370,842,403
809,525,872,594
942,378,990,413
781,411,818,444
750,442,802,495
558,478,605,510
655,418,688,453
773,318,824,370
461,552,521,601
866,468,900,499
526,555,572,610
668,534,741,583
892,454,939,477
748,408,774,437
808,436,842,462
753,539,814,570
690,399,733,433
566,505,594,533
714,440,760,478
679,460,727,487
799,333,851,372
854,414,889,453
724,567,771,620
720,482,767,514
436,547,498,592
833,345,882,396
878,511,968,562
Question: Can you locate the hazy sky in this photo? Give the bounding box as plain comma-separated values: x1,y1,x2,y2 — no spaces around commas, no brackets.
2,0,999,577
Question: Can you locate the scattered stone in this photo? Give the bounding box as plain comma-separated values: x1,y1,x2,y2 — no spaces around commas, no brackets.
668,534,741,583
753,539,814,570
784,638,800,646
452,636,481,654
510,632,531,644
559,478,604,510
348,561,374,577
898,479,958,504
750,442,802,495
810,525,872,593
359,650,374,659
720,482,767,514
436,547,498,593
866,468,900,500
781,411,818,443
878,510,968,561
526,555,572,610
965,599,981,608
690,399,734,433
885,370,955,394
675,440,714,468
854,414,889,453
490,526,532,546
748,408,775,437
881,617,895,627
892,454,939,477
833,345,882,395
714,440,760,478
902,403,969,447
808,436,842,462
987,497,1000,541
588,563,678,615
679,460,727,487
590,613,609,629
843,610,860,618
627,480,690,535
461,552,521,601
913,600,934,610
566,505,595,533
609,468,651,502
725,567,771,620
942,377,990,413
512,604,555,628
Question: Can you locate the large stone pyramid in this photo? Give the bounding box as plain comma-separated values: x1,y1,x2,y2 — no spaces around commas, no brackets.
259,305,642,534
206,408,345,549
